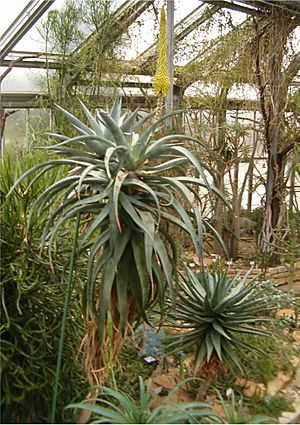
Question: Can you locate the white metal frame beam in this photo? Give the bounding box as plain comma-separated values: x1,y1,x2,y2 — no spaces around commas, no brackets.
0,0,55,61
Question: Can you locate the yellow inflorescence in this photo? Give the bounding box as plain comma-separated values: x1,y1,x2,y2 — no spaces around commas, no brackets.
153,6,170,97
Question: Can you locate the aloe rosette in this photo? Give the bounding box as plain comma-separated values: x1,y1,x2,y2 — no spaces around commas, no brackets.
167,267,277,372
8,98,225,380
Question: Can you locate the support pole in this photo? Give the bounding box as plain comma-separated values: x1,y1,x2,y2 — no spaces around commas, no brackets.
165,0,174,131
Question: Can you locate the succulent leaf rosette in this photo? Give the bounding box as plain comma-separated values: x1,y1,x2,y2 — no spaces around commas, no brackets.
167,266,277,372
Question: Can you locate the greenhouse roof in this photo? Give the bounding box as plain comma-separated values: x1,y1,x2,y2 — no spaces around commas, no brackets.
0,0,299,108
1,0,299,69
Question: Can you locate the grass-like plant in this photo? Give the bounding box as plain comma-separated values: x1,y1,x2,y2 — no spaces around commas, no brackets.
8,98,225,391
67,376,222,424
166,266,277,397
215,389,274,424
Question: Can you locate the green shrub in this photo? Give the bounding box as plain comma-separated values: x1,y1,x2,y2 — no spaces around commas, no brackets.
250,394,294,418
231,332,296,384
0,152,87,423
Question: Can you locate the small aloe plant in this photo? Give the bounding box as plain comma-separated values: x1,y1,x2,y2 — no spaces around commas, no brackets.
67,376,222,424
167,267,277,373
8,98,226,386
215,389,275,424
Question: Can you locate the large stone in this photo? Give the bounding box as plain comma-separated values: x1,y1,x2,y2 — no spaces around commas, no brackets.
276,309,296,320
151,367,178,390
267,371,293,395
235,378,266,397
291,356,300,368
293,331,300,343
295,368,300,389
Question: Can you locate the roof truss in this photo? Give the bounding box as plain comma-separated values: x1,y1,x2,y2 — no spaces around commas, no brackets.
0,0,55,61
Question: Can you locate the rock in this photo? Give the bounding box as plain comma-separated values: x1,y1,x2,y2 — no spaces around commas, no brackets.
235,378,266,397
152,368,178,390
295,368,300,389
277,309,296,319
278,412,296,424
183,355,194,371
292,331,300,343
267,371,293,395
291,356,300,368
239,217,256,235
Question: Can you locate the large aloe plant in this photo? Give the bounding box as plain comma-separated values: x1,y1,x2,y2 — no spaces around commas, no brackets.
8,98,225,385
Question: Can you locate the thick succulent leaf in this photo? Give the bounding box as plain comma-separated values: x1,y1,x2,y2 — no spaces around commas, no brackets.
45,203,102,260
204,220,228,257
195,342,207,371
109,96,122,124
104,146,127,179
97,109,129,149
126,250,144,314
227,325,271,337
185,268,206,298
79,100,105,136
99,386,137,412
130,110,155,133
29,175,81,216
112,228,131,266
24,164,60,194
143,157,188,173
7,159,89,196
55,104,93,134
138,210,155,278
210,329,223,361
131,236,150,312
43,133,115,150
40,196,85,243
119,193,154,241
216,284,255,312
151,257,167,315
212,322,232,340
120,106,140,132
46,132,68,140
40,145,96,158
116,260,129,335
97,257,116,343
112,170,129,231
138,109,184,147
67,402,127,423
222,340,243,371
158,176,195,205
171,199,200,256
37,179,107,224
77,163,107,194
79,204,110,247
205,333,214,362
177,176,228,204
85,230,110,296
159,210,190,233
122,177,161,218
153,234,173,297
142,134,197,160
